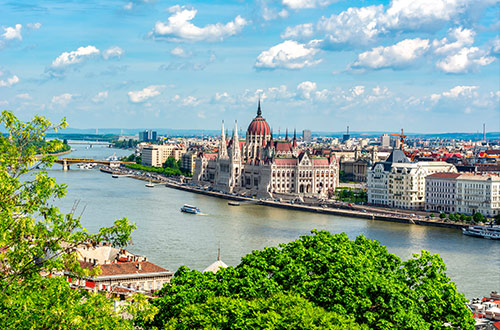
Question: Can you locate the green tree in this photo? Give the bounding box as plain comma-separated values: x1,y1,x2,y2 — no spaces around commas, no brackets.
494,214,500,225
449,213,456,221
430,213,434,218
0,111,154,329
152,230,474,330
163,156,179,170
439,213,446,219
473,212,484,223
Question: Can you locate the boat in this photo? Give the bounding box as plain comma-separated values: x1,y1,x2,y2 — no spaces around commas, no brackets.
180,204,200,214
228,201,240,206
462,225,500,240
145,181,155,188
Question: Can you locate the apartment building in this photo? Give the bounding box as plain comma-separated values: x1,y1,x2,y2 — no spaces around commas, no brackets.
141,144,186,167
425,173,461,213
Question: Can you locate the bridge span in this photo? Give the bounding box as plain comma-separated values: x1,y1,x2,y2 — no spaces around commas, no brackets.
54,158,133,171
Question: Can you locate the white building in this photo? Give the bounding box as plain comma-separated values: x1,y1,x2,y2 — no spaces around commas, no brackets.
425,173,461,213
368,149,457,210
141,144,186,167
456,174,500,216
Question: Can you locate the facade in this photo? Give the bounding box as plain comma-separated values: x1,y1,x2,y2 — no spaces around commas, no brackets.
456,175,500,216
142,144,186,167
380,134,390,148
193,102,339,198
425,173,500,216
303,129,312,143
340,146,378,182
367,149,457,210
181,151,196,174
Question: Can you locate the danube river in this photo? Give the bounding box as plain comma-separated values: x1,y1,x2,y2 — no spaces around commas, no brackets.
50,144,500,298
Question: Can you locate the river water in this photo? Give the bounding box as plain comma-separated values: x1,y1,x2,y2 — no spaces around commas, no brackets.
48,144,500,298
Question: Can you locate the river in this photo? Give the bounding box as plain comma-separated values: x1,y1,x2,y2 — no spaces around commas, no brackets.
49,144,500,298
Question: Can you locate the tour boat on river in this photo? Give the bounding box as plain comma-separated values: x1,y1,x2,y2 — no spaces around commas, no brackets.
180,204,201,214
462,225,500,240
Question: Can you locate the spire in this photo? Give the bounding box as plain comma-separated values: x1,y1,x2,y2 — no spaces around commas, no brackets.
231,120,240,159
219,120,228,158
257,99,262,117
293,128,296,140
285,128,288,141
217,246,221,261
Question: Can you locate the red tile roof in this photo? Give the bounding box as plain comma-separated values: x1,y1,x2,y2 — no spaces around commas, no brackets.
274,158,297,166
312,158,329,166
80,261,169,277
275,141,292,152
426,173,461,179
204,153,218,160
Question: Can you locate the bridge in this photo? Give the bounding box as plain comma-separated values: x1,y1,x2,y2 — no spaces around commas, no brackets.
67,141,112,147
54,158,133,171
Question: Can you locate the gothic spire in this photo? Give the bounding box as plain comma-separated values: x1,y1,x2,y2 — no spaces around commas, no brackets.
257,98,262,117
285,128,288,141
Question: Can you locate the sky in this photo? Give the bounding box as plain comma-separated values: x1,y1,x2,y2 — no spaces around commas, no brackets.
0,0,498,133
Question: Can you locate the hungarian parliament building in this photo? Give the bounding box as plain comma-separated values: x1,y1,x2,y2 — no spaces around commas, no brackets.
193,102,339,198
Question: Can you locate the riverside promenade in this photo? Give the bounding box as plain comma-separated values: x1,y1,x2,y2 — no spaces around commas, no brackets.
100,166,467,231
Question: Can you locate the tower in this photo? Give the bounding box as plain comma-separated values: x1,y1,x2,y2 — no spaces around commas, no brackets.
218,121,228,159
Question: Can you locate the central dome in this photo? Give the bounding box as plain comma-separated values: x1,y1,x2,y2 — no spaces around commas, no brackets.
247,100,271,136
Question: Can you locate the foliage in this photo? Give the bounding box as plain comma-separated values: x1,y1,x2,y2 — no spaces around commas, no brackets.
334,187,367,203
163,156,180,170
152,230,474,330
494,214,500,225
448,213,456,221
126,162,192,177
113,139,137,149
473,212,484,223
439,213,446,219
162,292,363,330
429,213,434,218
0,111,152,329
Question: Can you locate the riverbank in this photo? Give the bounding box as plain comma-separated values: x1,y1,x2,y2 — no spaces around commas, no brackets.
100,166,468,231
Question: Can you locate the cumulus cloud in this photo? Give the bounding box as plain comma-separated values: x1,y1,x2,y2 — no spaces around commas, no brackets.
255,40,321,70
128,85,165,103
282,0,337,9
296,81,317,99
50,45,100,69
436,47,495,73
2,24,22,41
0,74,19,87
431,85,479,101
16,93,32,100
181,95,200,106
51,93,73,107
281,23,314,39
351,38,430,69
170,46,191,58
433,27,475,55
102,46,124,60
152,5,247,42
92,91,108,103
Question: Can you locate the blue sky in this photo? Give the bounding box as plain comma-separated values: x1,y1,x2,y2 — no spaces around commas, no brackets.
0,0,498,133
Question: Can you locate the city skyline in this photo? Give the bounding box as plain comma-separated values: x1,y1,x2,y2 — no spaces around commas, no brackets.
0,0,498,133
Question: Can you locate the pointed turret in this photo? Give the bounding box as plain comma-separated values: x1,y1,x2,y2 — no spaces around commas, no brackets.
292,128,298,148
231,120,240,159
219,120,228,158
257,98,262,117
285,128,288,141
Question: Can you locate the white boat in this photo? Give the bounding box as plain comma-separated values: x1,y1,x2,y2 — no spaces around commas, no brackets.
228,201,240,206
145,181,155,188
180,204,200,214
462,225,500,240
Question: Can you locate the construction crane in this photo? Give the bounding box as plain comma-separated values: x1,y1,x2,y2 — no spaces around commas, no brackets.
390,129,406,151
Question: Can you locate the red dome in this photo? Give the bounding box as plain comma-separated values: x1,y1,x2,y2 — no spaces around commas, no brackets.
247,116,271,136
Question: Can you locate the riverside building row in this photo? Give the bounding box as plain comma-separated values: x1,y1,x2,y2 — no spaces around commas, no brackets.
367,149,500,216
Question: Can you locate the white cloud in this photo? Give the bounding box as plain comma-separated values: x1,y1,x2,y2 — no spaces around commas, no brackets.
152,5,247,42
296,81,317,99
92,91,108,103
102,46,124,60
124,2,133,10
51,93,73,107
0,75,19,87
351,85,365,96
433,27,475,55
255,40,321,70
181,95,200,106
352,38,430,69
262,5,289,21
282,0,337,9
170,46,191,58
436,47,495,73
281,23,314,39
26,22,42,30
16,93,31,100
128,85,165,103
2,24,22,41
0,100,8,106
430,85,479,101
51,45,100,69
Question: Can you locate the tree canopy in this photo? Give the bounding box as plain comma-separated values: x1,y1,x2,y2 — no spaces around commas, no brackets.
0,111,153,329
151,230,474,330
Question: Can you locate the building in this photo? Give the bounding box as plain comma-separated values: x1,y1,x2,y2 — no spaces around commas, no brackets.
367,149,457,210
380,134,390,148
193,102,339,198
425,173,461,213
303,129,312,143
141,144,186,167
181,151,196,174
139,130,157,142
342,126,350,142
66,244,173,296
456,174,500,216
340,145,378,182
